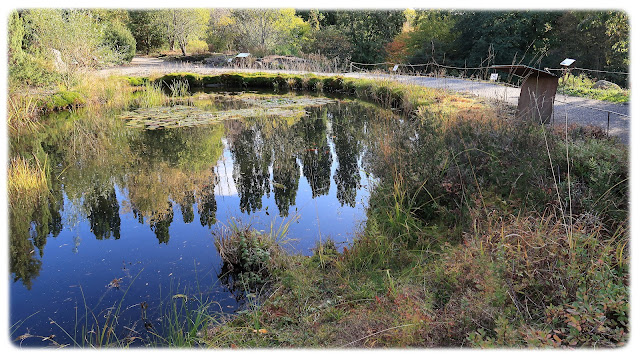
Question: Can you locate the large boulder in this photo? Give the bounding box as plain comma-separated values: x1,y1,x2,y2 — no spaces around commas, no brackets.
593,80,622,90
204,54,230,67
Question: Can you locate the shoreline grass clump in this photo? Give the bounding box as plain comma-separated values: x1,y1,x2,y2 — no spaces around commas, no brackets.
214,221,286,295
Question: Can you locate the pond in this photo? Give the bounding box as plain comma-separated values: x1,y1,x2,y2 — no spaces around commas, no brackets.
9,90,401,346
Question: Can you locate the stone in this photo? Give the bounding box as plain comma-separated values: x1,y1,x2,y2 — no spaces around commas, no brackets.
593,80,621,90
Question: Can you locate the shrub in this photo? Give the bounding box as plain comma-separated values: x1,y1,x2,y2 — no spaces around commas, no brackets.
9,12,59,88
102,23,136,63
463,211,628,347
186,39,208,54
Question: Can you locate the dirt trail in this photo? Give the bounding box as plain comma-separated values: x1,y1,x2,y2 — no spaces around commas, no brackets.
100,57,630,142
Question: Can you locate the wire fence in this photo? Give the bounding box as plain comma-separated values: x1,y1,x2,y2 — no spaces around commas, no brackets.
349,60,629,88
348,59,629,137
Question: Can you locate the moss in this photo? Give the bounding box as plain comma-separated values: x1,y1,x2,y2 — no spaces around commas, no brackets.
155,73,203,88
41,91,86,112
125,76,148,86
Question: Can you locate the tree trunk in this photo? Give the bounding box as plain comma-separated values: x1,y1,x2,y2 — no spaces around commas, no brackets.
179,39,187,56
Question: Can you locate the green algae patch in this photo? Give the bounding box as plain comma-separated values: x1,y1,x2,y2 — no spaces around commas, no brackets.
198,92,338,109
238,95,336,108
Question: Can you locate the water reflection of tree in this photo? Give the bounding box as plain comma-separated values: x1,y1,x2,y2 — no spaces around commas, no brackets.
296,108,332,198
9,130,66,289
9,207,43,290
9,183,65,289
269,118,303,217
86,185,121,240
332,105,366,207
198,174,218,227
228,126,271,214
150,202,174,244
225,103,375,214
179,191,195,224
272,155,300,217
126,125,224,236
9,108,229,286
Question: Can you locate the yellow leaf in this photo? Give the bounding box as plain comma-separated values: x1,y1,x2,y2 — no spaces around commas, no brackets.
258,328,268,334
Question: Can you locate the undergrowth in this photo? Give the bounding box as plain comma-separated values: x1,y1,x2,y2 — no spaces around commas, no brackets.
558,73,629,103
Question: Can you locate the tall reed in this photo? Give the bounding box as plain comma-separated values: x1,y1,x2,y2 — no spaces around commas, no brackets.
136,81,166,108
7,93,40,134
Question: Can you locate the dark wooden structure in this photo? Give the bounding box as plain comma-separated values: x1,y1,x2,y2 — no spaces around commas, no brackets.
491,65,559,124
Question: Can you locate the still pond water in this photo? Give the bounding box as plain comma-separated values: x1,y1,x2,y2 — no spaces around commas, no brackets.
9,91,399,346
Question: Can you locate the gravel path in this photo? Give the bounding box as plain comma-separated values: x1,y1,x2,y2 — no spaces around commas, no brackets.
101,57,630,142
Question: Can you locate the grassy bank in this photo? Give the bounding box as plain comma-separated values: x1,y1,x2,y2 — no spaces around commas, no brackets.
8,71,628,348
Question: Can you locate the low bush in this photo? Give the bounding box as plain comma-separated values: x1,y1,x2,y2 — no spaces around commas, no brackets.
102,23,136,63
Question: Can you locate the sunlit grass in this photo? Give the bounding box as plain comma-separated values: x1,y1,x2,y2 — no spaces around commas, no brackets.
7,93,41,134
559,73,629,103
8,155,48,208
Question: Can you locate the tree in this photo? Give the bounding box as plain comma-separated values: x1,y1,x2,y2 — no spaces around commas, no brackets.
335,10,405,64
302,25,353,61
452,11,558,68
547,11,628,84
127,10,165,54
160,9,210,56
402,11,458,64
229,9,309,56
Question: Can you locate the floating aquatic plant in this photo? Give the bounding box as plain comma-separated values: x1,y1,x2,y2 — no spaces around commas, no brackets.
238,95,336,108
120,95,337,130
121,106,308,129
